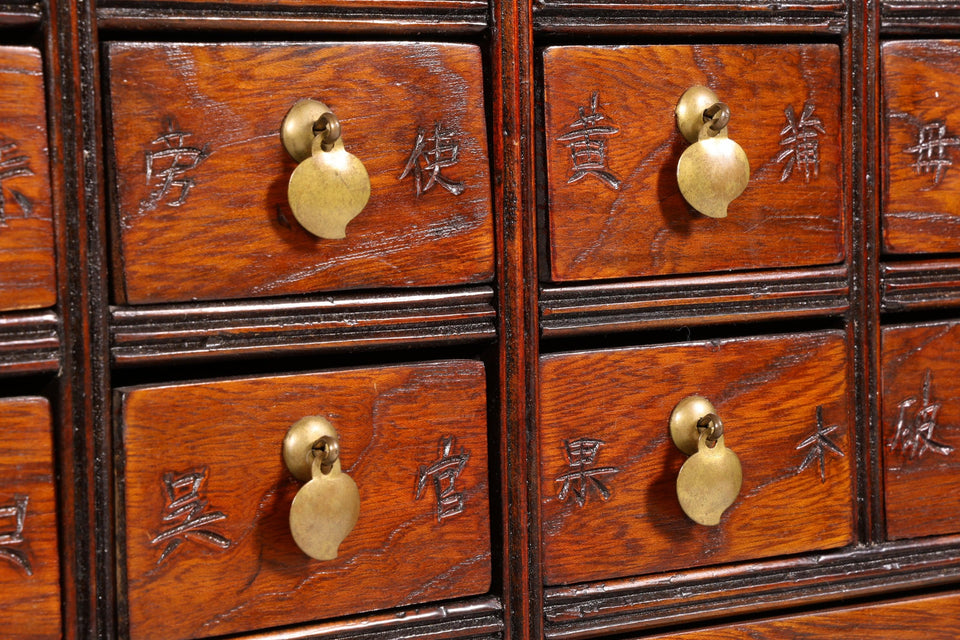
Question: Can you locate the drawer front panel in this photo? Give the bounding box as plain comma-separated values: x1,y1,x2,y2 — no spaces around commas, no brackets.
883,40,960,254
882,321,960,540
540,331,854,585
542,44,844,282
0,47,56,312
0,397,60,640
117,360,491,640
107,42,494,304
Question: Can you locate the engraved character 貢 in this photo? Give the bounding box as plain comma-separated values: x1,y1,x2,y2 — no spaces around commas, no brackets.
890,369,954,459
776,103,825,183
795,406,845,483
415,435,469,521
905,121,960,185
150,469,230,565
139,119,209,213
555,438,618,507
0,138,33,224
399,122,465,197
557,92,621,190
0,495,31,575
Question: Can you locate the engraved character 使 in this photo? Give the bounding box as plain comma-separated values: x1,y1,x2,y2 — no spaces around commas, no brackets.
399,121,466,197
150,469,230,565
556,92,621,190
0,495,31,575
416,435,469,522
795,406,845,483
555,438,618,507
890,369,955,460
905,121,960,185
0,138,33,224
776,103,825,183
139,119,209,213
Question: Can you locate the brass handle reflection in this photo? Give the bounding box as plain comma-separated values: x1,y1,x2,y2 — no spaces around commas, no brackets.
283,417,360,560
675,86,750,219
669,396,743,526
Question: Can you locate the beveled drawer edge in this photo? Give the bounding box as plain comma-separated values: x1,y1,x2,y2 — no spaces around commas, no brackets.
0,310,60,375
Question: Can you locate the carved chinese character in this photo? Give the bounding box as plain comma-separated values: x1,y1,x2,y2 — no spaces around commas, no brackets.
150,469,230,565
0,495,31,575
556,92,621,190
555,438,618,507
796,406,845,483
399,122,465,196
776,103,825,183
415,436,469,522
0,138,33,224
139,119,209,213
905,121,960,185
890,369,954,460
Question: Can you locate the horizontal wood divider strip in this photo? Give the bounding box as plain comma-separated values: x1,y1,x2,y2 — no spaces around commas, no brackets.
532,15,846,33
881,259,960,312
540,267,848,336
0,310,60,375
543,536,960,639
110,287,495,365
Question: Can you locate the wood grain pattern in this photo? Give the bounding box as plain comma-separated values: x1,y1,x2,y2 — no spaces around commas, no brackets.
542,44,844,282
117,360,490,640
646,591,960,639
881,321,960,540
540,331,854,586
103,0,486,8
0,47,56,312
882,40,960,254
106,42,493,304
0,397,61,640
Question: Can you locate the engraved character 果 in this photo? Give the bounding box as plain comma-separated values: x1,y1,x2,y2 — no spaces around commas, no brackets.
555,438,618,507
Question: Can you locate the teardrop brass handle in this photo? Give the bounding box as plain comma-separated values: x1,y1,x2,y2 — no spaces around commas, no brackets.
669,396,743,526
675,86,750,219
283,416,360,560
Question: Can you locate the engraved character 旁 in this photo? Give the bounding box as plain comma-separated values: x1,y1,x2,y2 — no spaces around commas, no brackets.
139,120,209,213
416,435,469,522
905,121,960,185
399,121,466,197
776,103,825,183
150,469,231,565
0,495,32,575
556,92,621,190
555,438,618,507
0,138,34,224
890,369,954,460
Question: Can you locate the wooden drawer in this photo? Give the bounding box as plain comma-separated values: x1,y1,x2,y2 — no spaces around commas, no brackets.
883,40,960,254
106,42,493,305
0,397,61,640
116,360,491,640
539,331,854,585
882,320,960,541
0,47,56,312
542,44,844,282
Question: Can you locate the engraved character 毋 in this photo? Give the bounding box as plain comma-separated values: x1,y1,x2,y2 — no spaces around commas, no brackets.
905,121,960,185
890,369,954,459
399,121,465,197
416,435,469,521
150,469,230,565
0,495,31,575
139,119,209,213
0,138,33,224
557,92,621,190
555,438,618,507
776,102,825,183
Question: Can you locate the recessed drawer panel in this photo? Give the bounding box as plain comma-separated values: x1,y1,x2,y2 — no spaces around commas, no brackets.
883,40,960,254
882,320,960,541
106,42,493,305
542,44,844,282
116,360,491,640
0,397,60,639
0,47,56,312
539,331,854,585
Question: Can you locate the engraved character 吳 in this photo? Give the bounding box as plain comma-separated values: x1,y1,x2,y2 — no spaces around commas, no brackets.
557,92,621,190
150,469,230,565
0,495,31,575
905,121,960,185
399,121,465,196
139,119,209,213
795,406,845,482
0,138,33,224
555,438,618,507
776,102,825,183
416,435,469,521
890,369,954,459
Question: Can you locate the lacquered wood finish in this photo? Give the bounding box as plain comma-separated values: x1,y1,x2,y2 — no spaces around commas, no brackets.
0,396,61,640
0,46,56,312
881,320,960,541
106,42,494,305
542,44,844,282
117,360,490,640
540,331,854,586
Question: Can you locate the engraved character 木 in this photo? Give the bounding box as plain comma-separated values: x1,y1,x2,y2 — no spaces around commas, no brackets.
150,469,230,565
776,103,825,183
139,119,209,213
795,406,845,483
555,438,618,507
399,122,466,196
0,495,31,575
556,92,621,190
416,435,469,521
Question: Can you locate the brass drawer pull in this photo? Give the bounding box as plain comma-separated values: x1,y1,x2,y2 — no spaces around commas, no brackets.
283,416,360,560
670,395,743,526
675,86,750,219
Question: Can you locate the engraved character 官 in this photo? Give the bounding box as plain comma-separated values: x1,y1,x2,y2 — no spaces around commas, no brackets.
555,438,618,507
0,495,31,575
556,92,621,190
399,121,465,196
150,469,230,565
416,435,469,521
0,138,33,223
776,103,825,183
905,121,960,185
140,119,209,213
890,369,954,459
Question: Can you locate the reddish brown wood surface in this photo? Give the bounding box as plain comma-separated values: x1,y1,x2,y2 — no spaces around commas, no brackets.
0,397,61,640
881,321,960,540
106,0,485,7
106,42,494,305
542,44,844,282
117,360,491,640
0,47,56,312
647,591,960,639
882,40,960,254
539,331,854,586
